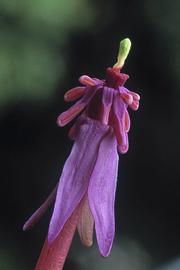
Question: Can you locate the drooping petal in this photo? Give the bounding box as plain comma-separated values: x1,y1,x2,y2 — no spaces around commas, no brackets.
112,92,127,147
100,87,114,125
57,102,85,127
35,199,83,270
64,87,86,102
77,195,94,247
120,91,133,105
118,132,129,153
123,108,131,133
48,117,109,243
57,86,100,127
79,75,97,86
127,89,140,101
88,129,119,257
129,99,139,111
23,185,58,231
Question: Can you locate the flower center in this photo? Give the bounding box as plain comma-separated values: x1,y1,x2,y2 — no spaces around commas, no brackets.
105,67,129,88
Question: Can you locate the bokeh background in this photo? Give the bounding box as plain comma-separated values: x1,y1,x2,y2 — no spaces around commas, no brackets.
0,0,180,269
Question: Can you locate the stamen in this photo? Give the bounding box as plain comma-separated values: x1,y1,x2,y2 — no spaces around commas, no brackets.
57,102,85,127
113,115,126,145
118,133,129,154
127,90,140,101
123,109,130,132
100,87,113,125
129,100,139,111
64,87,86,102
79,75,97,86
120,92,133,105
58,86,101,127
112,94,127,146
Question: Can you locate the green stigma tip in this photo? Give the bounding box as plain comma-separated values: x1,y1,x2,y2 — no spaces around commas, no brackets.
119,38,131,61
113,38,131,69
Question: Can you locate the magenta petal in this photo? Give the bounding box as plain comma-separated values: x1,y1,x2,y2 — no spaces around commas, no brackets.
57,85,100,127
113,92,127,146
118,132,129,153
100,87,113,125
126,89,140,101
123,108,131,133
79,75,97,86
48,117,109,243
88,129,119,257
64,86,86,102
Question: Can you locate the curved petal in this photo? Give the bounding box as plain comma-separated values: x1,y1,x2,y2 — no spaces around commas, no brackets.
126,89,140,101
57,86,100,127
79,75,97,86
118,132,129,153
123,108,130,133
112,92,127,146
88,129,119,257
64,87,86,102
77,195,94,247
129,99,139,111
48,117,109,243
57,102,85,127
120,91,133,105
100,87,113,125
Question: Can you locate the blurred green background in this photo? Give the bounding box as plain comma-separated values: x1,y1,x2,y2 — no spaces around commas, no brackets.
0,0,180,269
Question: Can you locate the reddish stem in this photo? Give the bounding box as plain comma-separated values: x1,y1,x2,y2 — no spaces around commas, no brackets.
35,200,83,270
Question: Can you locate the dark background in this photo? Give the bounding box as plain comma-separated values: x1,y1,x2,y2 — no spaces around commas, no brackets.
0,0,180,269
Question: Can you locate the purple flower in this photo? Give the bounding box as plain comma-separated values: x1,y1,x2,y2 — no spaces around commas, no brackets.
23,38,140,269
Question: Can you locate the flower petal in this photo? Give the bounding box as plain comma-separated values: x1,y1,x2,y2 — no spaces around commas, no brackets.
123,108,130,133
118,132,129,153
23,185,58,231
79,75,97,86
77,195,94,247
64,87,86,102
35,199,83,270
48,117,109,243
57,86,100,127
129,100,139,111
57,102,85,127
120,91,133,105
127,89,140,101
120,87,140,102
88,129,119,257
100,87,114,125
112,92,127,146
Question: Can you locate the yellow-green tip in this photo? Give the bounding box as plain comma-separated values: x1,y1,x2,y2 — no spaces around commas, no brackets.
113,38,131,69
